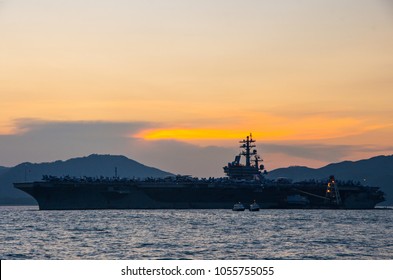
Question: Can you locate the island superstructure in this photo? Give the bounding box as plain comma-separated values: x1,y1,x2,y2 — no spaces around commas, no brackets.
14,134,385,210
223,134,265,180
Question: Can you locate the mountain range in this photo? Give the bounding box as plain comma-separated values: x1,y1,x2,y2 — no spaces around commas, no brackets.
0,154,392,205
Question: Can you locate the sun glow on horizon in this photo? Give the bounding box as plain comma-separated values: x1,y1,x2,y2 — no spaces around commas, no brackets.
135,128,291,142
133,114,370,144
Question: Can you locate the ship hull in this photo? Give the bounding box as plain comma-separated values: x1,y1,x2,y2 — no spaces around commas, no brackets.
14,180,384,210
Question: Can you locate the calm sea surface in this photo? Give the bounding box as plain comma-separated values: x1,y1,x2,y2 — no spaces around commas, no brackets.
1,206,392,260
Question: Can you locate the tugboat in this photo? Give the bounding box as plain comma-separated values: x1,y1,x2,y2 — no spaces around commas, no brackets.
232,202,246,211
249,201,260,211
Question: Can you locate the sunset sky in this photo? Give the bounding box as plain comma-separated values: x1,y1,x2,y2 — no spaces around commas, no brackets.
1,0,393,177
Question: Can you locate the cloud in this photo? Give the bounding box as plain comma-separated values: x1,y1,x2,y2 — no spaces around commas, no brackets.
127,138,236,177
262,143,354,162
1,119,392,177
0,119,154,166
11,118,151,136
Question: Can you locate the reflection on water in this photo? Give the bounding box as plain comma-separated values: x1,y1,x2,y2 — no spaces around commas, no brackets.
1,206,392,259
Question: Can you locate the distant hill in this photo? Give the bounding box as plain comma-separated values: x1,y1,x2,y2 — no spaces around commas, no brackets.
0,166,9,176
0,154,173,205
266,155,393,206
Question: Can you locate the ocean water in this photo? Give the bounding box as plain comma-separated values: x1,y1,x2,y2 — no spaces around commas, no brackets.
1,206,392,260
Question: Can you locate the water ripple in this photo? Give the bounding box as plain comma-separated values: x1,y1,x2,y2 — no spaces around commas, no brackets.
0,206,392,259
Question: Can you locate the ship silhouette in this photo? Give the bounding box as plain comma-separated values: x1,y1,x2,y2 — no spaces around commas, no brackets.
14,134,385,210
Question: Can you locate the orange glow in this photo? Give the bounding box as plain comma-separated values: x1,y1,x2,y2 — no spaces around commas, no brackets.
135,128,291,141
133,113,372,143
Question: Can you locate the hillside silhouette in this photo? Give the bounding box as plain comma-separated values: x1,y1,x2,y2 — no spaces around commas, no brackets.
267,155,393,206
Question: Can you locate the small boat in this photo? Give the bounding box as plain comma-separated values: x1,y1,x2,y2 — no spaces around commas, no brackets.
232,202,245,211
249,201,260,211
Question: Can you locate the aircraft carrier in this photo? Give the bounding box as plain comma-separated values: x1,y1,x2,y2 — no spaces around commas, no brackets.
14,134,385,210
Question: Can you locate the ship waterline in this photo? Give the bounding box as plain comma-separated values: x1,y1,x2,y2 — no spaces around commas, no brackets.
14,177,384,210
